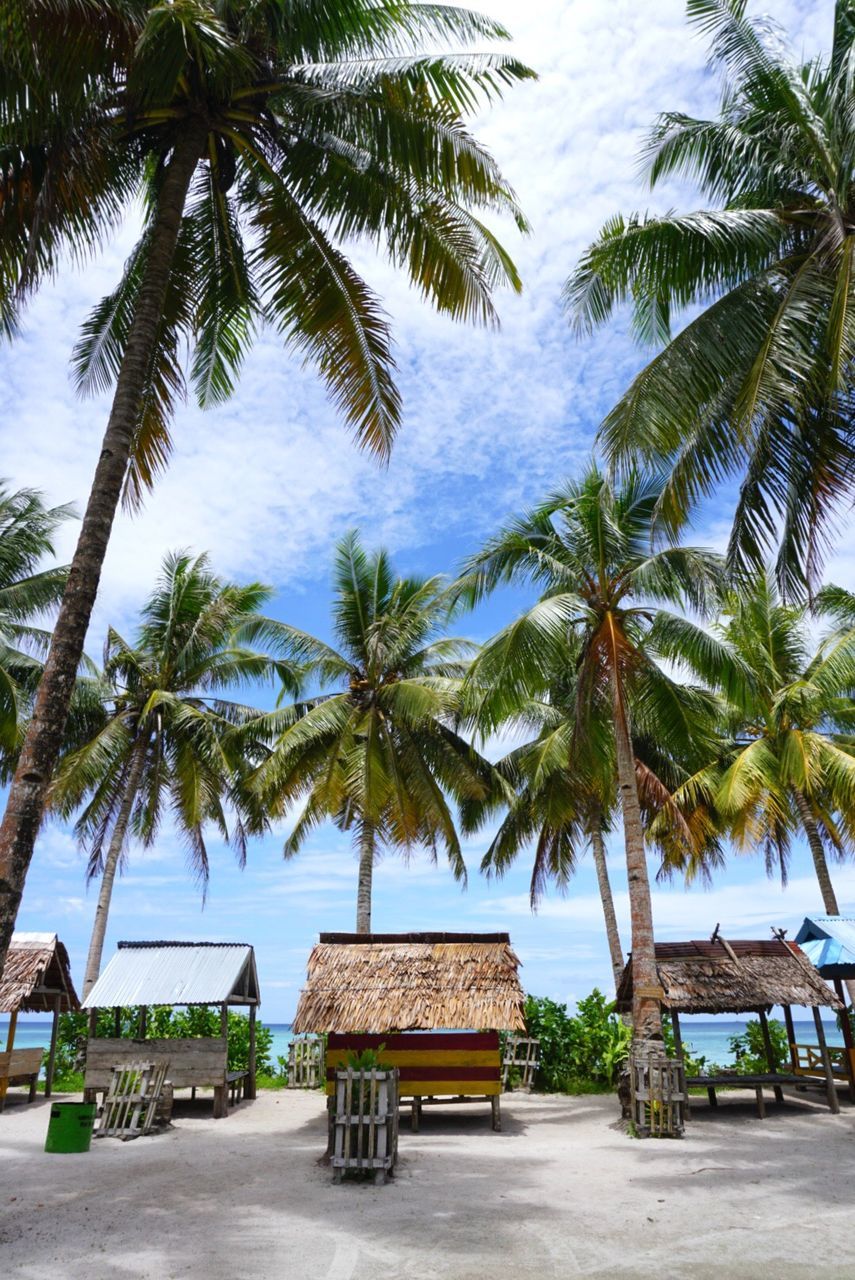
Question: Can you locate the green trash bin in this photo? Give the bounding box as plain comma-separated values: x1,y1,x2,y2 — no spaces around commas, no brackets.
44,1102,96,1154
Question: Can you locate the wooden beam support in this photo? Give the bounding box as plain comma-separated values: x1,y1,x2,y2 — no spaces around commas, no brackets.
138,1006,147,1039
246,1004,257,1100
832,978,855,1104
670,1009,690,1120
45,994,62,1098
757,1009,783,1106
812,1005,840,1115
114,1007,121,1038
5,1007,17,1052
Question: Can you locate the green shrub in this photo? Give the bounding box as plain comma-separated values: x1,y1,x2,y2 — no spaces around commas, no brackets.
523,990,631,1092
728,1018,788,1073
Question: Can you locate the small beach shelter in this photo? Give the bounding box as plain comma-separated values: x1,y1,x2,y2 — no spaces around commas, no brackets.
616,936,843,1116
82,941,260,1117
794,916,855,1097
292,931,526,1130
0,932,79,1107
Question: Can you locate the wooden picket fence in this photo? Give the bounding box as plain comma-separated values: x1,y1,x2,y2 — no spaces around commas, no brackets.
332,1068,399,1185
630,1049,686,1138
95,1060,169,1140
287,1035,324,1089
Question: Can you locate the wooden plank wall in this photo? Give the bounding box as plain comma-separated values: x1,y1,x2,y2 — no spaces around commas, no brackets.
84,1037,228,1090
326,1032,501,1098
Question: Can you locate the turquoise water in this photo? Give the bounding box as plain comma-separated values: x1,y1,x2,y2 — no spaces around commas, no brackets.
2,1018,843,1070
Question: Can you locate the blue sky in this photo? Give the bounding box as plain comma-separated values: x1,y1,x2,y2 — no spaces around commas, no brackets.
7,0,855,1023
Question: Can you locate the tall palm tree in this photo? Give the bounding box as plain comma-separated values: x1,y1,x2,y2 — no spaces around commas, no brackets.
566,0,855,598
456,468,722,1046
50,551,296,995
251,531,496,933
652,572,855,999
0,483,73,757
0,0,533,975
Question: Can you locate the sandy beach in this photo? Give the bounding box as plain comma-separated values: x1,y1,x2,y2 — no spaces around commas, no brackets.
1,1088,854,1280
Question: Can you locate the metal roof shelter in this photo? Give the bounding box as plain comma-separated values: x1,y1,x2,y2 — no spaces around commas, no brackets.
795,917,855,979
1,932,79,1103
83,941,259,1009
82,942,261,1117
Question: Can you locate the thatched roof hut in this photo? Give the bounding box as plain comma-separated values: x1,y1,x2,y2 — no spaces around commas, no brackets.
615,939,840,1015
0,932,79,1016
292,931,526,1033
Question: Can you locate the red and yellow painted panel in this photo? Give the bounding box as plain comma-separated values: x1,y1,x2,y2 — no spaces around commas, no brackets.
325,1031,501,1097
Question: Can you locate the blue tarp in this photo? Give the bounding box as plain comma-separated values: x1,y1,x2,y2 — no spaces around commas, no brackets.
795,917,855,978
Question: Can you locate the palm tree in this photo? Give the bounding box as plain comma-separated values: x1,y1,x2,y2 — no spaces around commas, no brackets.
50,551,296,996
0,483,73,757
652,572,855,1000
456,468,722,1046
0,0,533,975
252,531,496,933
565,0,855,598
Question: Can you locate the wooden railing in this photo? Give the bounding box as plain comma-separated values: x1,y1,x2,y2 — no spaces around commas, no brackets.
791,1042,855,1081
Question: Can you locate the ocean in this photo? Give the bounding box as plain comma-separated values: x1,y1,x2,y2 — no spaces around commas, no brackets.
1,1018,845,1071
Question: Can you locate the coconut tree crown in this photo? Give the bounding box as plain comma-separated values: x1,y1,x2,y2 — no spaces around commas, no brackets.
2,0,534,502
566,0,855,596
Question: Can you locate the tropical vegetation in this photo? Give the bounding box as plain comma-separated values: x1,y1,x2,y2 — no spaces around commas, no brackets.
0,0,533,976
566,0,855,599
251,531,499,933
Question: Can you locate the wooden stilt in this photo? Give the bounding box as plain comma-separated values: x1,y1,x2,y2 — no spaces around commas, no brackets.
757,1009,783,1106
670,1009,690,1120
832,978,855,1104
45,995,62,1098
246,1004,257,1100
812,1005,840,1114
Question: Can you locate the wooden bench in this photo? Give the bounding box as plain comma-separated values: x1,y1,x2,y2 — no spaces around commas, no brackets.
0,1048,43,1110
686,1071,835,1118
327,1032,503,1131
84,1037,240,1118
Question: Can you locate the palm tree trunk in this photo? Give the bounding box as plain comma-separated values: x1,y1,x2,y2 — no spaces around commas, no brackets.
611,670,662,1045
588,805,625,990
82,738,147,998
355,822,376,934
793,788,855,1006
0,120,208,981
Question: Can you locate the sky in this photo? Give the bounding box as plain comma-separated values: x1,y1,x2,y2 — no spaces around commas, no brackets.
5,0,853,1024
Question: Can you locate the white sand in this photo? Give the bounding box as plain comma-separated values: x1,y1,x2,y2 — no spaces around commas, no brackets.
1,1087,854,1279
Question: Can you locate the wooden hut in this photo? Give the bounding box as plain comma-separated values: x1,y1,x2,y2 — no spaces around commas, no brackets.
292,931,526,1130
0,932,79,1109
794,916,855,1099
82,941,260,1118
616,937,843,1116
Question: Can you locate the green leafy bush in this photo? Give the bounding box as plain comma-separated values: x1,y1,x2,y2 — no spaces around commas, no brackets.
523,990,631,1092
728,1018,788,1074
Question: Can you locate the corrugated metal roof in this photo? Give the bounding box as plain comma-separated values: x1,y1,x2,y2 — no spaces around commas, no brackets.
83,942,258,1009
795,916,855,977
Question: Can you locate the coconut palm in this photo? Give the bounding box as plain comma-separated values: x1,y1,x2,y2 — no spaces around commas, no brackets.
50,551,297,995
251,531,497,933
0,0,533,975
652,574,855,987
455,468,723,1045
565,0,855,598
0,483,73,756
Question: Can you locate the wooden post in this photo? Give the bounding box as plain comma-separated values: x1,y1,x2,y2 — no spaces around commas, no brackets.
783,1004,797,1071
220,1003,228,1038
757,1009,783,1106
812,1005,840,1115
4,1007,17,1051
832,978,855,1104
114,1007,121,1038
246,1004,257,1100
670,1009,690,1120
45,995,62,1098
138,1006,147,1039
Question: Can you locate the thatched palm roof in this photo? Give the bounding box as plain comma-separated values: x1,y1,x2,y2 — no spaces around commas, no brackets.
615,939,840,1015
292,932,526,1033
0,932,79,1014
